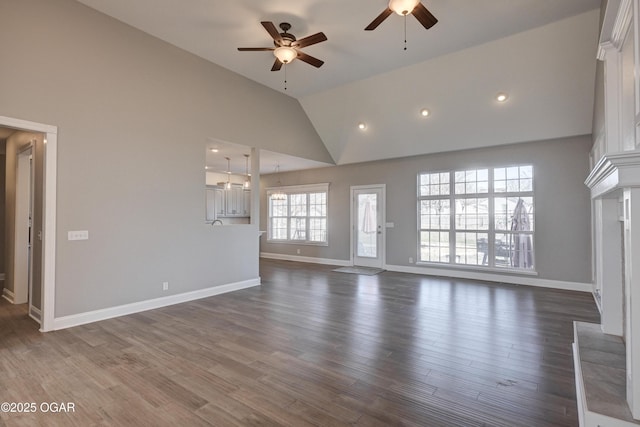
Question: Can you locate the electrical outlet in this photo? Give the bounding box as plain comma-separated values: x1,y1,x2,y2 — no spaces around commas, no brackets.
297,249,301,255
68,230,89,241
409,257,414,264
162,281,169,291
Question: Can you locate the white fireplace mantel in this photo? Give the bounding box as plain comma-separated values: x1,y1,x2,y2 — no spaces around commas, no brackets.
585,149,640,421
586,151,640,198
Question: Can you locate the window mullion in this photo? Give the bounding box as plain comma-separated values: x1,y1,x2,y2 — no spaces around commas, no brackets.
304,194,311,242
449,171,455,265
488,168,495,268
287,195,292,241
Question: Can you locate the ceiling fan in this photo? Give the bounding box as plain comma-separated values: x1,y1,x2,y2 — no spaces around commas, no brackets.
365,0,438,31
237,22,327,72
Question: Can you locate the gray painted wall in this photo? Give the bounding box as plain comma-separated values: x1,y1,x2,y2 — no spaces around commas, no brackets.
261,135,593,284
0,0,331,317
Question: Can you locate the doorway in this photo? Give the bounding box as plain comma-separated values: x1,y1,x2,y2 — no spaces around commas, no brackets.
13,145,34,310
351,185,385,268
0,116,57,332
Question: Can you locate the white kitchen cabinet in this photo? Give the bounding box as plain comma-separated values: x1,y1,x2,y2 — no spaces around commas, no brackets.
205,188,215,221
214,188,225,216
225,184,243,216
205,187,226,221
243,189,251,217
206,185,250,219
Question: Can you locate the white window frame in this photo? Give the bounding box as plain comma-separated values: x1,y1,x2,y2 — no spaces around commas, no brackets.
267,183,329,246
417,166,535,272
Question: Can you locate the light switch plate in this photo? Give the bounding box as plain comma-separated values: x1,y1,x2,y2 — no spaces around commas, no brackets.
68,230,89,241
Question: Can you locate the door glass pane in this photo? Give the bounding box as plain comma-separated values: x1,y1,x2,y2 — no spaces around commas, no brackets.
357,193,377,258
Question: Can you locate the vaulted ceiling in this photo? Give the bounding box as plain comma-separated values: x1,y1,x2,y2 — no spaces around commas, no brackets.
75,0,601,169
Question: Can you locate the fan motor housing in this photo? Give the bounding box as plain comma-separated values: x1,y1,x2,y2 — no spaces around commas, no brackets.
276,23,296,46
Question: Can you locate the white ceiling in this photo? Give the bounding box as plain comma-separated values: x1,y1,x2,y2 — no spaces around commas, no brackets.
205,138,332,175
75,0,602,169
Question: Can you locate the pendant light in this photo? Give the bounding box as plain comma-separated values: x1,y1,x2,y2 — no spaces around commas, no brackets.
243,154,250,189
225,157,231,190
271,164,287,201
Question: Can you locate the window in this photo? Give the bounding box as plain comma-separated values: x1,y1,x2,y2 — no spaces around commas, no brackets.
418,166,534,270
267,183,328,245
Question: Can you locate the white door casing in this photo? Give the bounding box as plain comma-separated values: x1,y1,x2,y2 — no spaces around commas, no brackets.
351,185,385,268
0,115,57,332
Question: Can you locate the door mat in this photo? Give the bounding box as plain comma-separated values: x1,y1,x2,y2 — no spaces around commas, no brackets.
332,266,385,275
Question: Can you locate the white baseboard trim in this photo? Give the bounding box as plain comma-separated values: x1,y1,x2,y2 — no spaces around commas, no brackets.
384,264,592,293
2,288,15,303
258,254,591,292
29,306,42,324
260,252,351,267
52,278,261,331
593,291,603,314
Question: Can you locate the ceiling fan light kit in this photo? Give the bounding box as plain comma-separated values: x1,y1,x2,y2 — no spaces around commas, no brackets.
238,1,437,87
238,21,327,90
389,0,420,15
274,46,297,64
238,22,326,69
365,0,438,42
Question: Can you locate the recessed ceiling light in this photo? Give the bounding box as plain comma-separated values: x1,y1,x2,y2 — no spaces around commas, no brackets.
358,122,367,130
420,108,430,117
210,148,219,153
496,92,509,102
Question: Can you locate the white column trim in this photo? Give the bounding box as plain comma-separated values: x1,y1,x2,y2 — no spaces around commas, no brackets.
599,0,632,58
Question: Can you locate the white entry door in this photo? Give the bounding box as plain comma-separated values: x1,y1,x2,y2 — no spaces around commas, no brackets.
352,186,385,268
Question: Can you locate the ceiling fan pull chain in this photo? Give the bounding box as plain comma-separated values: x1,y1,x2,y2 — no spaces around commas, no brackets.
404,15,408,51
284,65,288,90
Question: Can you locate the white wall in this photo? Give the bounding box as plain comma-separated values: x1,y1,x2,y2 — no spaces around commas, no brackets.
300,10,600,164
0,0,331,318
261,135,593,286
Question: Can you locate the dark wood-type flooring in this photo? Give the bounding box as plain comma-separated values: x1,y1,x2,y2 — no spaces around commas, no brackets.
0,259,600,426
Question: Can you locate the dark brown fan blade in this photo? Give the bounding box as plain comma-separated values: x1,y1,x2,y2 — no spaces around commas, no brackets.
271,58,283,71
237,47,275,51
365,8,393,30
292,32,327,48
261,21,283,44
296,51,324,68
412,2,438,29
